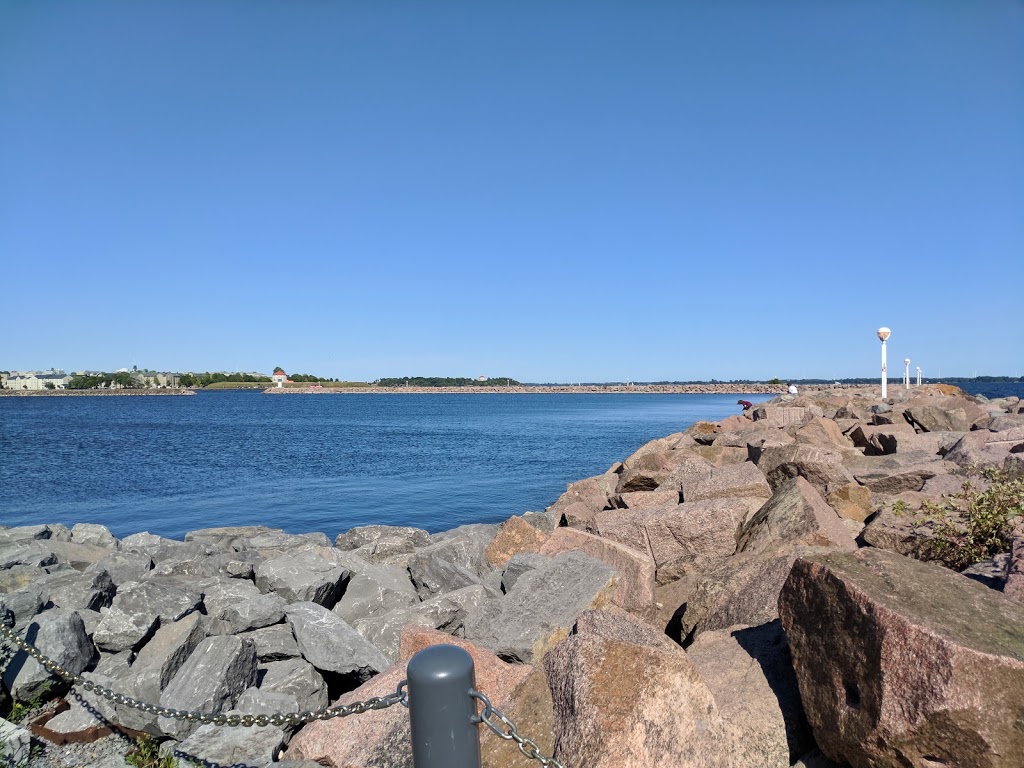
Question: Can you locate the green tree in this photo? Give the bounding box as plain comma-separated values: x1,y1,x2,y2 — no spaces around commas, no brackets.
44,381,56,389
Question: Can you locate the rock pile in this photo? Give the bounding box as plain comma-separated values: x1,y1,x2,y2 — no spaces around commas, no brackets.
1,385,1022,767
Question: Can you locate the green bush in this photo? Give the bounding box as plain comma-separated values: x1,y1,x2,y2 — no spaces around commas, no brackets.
912,468,1024,571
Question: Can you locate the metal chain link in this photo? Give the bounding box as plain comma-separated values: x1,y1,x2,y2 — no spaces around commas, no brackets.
0,621,407,728
470,689,564,768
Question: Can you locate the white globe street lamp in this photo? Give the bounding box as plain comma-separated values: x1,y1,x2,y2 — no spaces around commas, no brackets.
877,327,891,399
904,358,911,390
917,366,922,387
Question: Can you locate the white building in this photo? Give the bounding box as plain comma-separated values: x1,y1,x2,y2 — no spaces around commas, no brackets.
272,370,288,388
4,369,71,390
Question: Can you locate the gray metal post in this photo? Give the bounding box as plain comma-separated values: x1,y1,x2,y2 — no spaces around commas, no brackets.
407,644,481,768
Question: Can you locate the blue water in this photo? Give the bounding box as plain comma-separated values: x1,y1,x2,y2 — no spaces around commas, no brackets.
0,392,775,540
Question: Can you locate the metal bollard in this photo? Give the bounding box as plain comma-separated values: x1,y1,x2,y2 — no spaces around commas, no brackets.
407,644,481,768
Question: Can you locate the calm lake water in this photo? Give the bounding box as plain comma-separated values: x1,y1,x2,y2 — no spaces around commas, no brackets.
1,391,775,540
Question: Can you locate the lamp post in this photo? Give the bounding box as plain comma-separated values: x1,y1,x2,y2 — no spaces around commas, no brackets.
877,327,891,399
904,358,911,390
916,367,922,386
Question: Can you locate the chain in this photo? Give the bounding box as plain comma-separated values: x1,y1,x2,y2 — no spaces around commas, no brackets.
0,621,407,728
470,689,564,768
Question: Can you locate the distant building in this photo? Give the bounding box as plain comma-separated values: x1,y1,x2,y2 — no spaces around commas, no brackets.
272,370,288,388
4,369,71,390
478,375,488,382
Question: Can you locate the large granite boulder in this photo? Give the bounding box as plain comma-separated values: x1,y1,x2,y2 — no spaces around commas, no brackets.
203,579,287,634
332,562,419,625
905,401,977,433
170,717,285,768
85,551,153,586
157,635,258,739
679,462,772,503
944,428,1024,470
795,417,851,449
334,524,431,551
848,423,918,455
845,452,949,493
128,611,208,706
736,477,857,555
543,608,737,768
463,552,618,663
779,548,1024,767
257,657,328,712
70,523,119,549
484,515,550,568
758,444,856,498
753,405,823,427
407,553,483,599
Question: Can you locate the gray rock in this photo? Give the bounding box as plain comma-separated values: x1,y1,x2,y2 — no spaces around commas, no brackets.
407,554,482,599
35,568,116,611
255,548,354,606
120,533,209,564
0,565,45,594
93,578,203,652
0,717,32,767
149,556,220,579
962,553,1011,590
85,551,153,586
501,552,550,593
421,523,499,576
244,624,301,661
236,686,301,717
2,609,97,702
0,541,57,570
184,525,285,549
463,552,618,663
203,579,286,633
0,585,45,629
70,523,119,549
331,563,418,625
129,611,207,704
285,602,389,682
171,716,285,768
0,524,69,543
158,635,258,739
257,658,328,712
353,584,490,661
74,607,103,636
335,524,430,551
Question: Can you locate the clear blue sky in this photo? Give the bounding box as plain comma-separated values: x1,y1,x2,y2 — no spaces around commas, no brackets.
2,1,1021,382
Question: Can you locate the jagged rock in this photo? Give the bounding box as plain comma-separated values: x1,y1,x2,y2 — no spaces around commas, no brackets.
35,568,115,611
539,528,655,612
846,452,949,493
285,602,389,681
848,423,917,455
203,579,286,633
332,563,418,624
944,427,1024,469
779,548,1024,768
501,552,550,593
93,578,203,652
543,608,736,768
0,565,42,593
184,525,285,549
0,585,45,628
463,552,618,663
825,483,874,522
254,548,354,606
407,554,482,599
258,658,328,712
129,611,207,704
0,524,69,543
691,444,749,465
484,515,550,568
795,417,850,449
858,507,938,560
0,541,58,570
2,609,97,702
70,523,119,549
758,444,855,497
150,556,220,579
353,584,490,661
736,477,857,555
334,524,430,551
615,489,680,510
85,551,153,586
688,622,813,767
418,524,498,576
120,533,209,564
616,449,712,493
679,462,771,503
158,635,258,739
244,623,301,661
962,554,1011,590
905,401,976,432
236,686,300,717
680,549,827,642
549,474,617,516
170,716,285,768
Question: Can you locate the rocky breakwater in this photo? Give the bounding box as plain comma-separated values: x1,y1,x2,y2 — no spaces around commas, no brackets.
2,385,1023,768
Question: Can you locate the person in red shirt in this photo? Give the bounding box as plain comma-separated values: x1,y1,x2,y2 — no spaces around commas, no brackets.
737,399,753,411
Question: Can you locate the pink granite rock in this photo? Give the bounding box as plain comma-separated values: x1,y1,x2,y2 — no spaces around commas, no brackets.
736,477,857,555
679,462,772,503
543,608,738,768
779,548,1024,768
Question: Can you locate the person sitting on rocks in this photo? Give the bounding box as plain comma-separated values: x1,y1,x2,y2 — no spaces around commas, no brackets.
737,399,753,411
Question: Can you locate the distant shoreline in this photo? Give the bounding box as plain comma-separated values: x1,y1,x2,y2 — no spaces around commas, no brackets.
0,389,196,397
262,383,791,395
